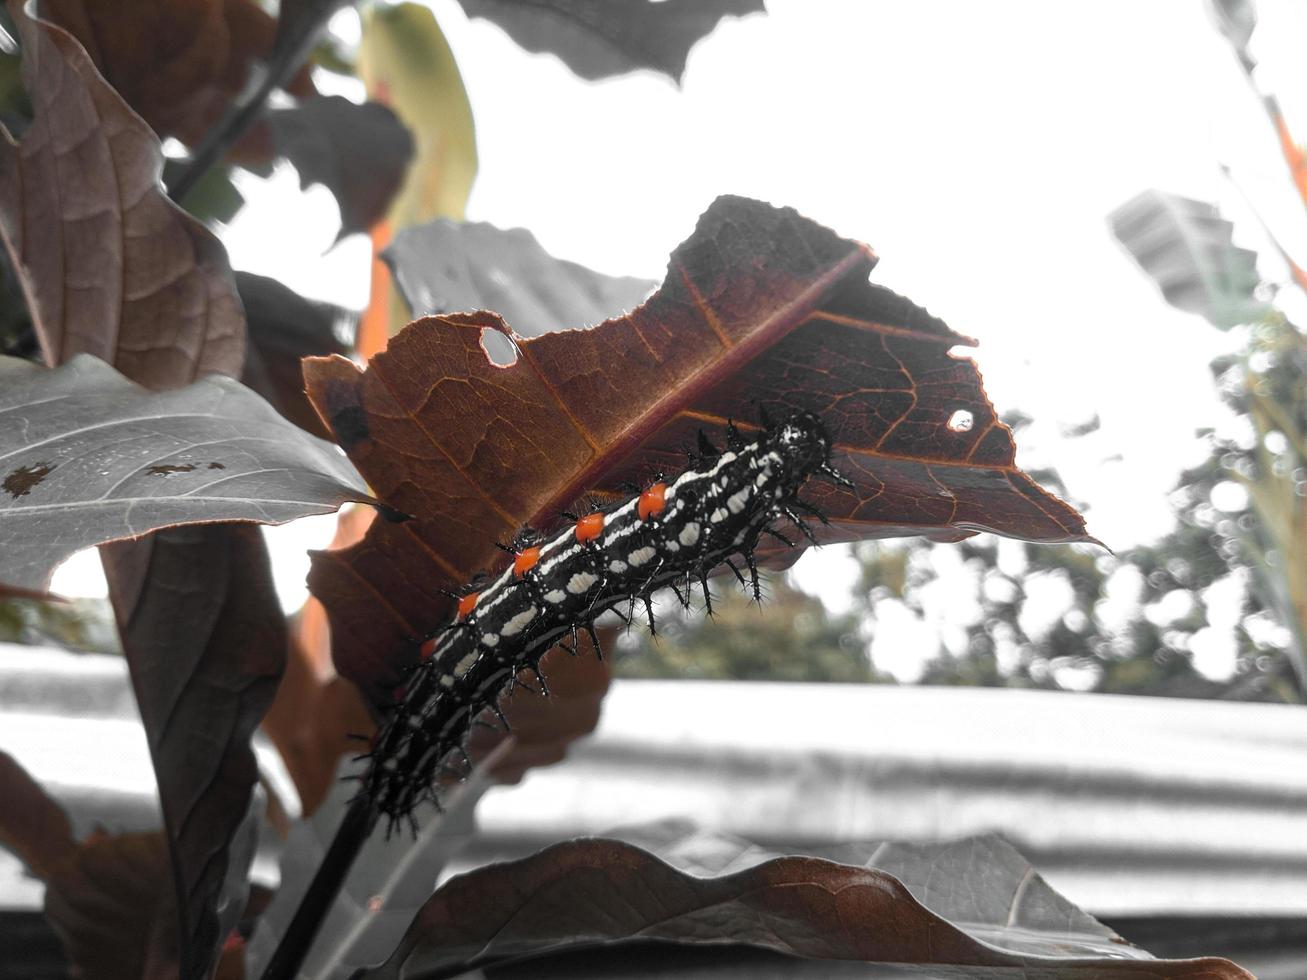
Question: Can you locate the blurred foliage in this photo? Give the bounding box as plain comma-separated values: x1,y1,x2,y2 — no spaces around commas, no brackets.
615,573,883,684
0,597,120,654
619,2,1307,703
617,406,1301,702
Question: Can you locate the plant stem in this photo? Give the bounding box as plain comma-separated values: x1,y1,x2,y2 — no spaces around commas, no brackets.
166,2,352,203
259,793,377,980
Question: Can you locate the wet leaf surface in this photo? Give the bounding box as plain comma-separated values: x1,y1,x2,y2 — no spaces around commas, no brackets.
304,195,1092,700
357,830,1252,979
43,829,179,980
0,353,372,591
453,0,766,83
268,95,414,240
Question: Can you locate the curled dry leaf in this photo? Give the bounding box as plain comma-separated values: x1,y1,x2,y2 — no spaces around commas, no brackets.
454,0,766,84
40,0,315,160
0,353,373,591
358,833,1252,979
303,195,1092,701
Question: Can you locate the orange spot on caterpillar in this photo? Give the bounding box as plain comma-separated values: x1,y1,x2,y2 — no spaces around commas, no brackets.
457,591,479,618
574,512,605,543
514,546,541,577
418,636,439,660
638,483,667,521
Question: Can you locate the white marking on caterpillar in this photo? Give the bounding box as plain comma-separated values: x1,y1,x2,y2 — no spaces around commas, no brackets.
501,605,537,636
726,486,751,514
365,413,840,827
567,571,598,594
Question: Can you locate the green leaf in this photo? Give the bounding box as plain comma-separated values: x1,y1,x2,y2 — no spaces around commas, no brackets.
1110,190,1270,330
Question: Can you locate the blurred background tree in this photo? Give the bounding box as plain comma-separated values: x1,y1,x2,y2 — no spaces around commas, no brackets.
621,0,1306,704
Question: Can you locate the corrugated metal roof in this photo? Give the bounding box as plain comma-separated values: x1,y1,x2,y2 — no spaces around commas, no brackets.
3,646,1305,917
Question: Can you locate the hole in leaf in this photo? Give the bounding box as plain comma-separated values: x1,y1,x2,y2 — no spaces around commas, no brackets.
946,409,974,432
480,327,519,367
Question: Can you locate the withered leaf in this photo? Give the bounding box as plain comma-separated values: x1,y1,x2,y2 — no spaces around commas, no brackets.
453,0,766,84
39,0,315,160
0,0,245,384
268,95,415,240
304,195,1092,700
358,832,1251,978
0,353,372,592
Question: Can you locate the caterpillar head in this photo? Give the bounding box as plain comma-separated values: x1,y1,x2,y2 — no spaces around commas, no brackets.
770,410,831,477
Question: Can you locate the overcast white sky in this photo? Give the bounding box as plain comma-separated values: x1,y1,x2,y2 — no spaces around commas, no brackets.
54,0,1307,678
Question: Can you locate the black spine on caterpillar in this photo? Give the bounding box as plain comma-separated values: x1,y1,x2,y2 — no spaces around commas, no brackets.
361,410,847,827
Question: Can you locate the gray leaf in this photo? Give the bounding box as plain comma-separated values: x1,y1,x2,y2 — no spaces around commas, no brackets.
1110,190,1269,330
0,354,373,590
383,218,655,364
453,0,766,84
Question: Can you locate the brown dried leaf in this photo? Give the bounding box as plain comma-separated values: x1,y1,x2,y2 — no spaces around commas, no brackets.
0,0,245,383
0,8,285,977
0,751,77,881
238,271,354,439
268,95,414,239
42,830,180,980
304,195,1092,700
359,834,1252,978
100,525,283,980
40,0,315,161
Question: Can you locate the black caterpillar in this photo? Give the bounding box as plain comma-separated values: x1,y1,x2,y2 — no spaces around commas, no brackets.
361,410,850,828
